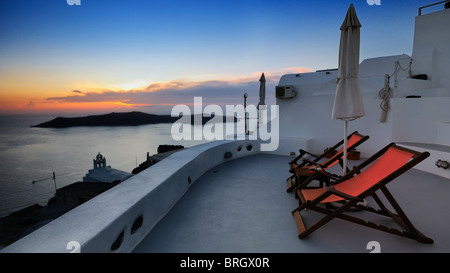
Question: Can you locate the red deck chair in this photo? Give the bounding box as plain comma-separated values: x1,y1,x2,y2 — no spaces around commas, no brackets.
287,131,369,192
291,143,433,244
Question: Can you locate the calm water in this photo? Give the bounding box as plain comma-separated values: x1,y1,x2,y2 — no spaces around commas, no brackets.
0,115,218,217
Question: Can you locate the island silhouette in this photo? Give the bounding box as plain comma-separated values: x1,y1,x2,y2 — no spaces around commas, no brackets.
31,111,237,128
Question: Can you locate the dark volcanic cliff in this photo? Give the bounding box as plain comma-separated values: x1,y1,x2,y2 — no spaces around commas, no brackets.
31,111,235,128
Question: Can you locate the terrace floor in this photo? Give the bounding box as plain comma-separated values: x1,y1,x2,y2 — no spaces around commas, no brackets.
133,153,450,253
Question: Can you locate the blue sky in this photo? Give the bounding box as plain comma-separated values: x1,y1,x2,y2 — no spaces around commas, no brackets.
0,0,443,115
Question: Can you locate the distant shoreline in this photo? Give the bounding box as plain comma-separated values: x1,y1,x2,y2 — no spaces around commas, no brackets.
31,111,237,128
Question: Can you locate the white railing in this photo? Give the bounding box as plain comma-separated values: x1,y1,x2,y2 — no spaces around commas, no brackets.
418,1,449,16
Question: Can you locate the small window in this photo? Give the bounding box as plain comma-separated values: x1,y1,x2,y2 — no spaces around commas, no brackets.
111,230,125,251
131,215,143,235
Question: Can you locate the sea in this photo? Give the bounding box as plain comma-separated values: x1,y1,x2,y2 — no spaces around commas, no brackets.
0,115,225,218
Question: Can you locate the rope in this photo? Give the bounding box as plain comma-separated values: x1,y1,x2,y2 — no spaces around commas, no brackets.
379,74,392,122
378,57,412,122
392,58,413,89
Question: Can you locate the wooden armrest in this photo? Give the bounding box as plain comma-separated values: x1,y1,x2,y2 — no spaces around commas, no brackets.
309,169,340,180
290,149,319,167
299,149,320,158
301,158,326,168
325,187,364,202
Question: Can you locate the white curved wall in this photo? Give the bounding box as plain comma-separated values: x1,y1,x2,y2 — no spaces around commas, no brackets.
1,139,261,253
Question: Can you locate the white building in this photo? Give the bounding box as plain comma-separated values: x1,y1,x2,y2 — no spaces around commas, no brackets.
82,153,133,183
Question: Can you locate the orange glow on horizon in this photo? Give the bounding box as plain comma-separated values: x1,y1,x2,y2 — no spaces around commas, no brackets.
0,97,185,116
0,67,313,115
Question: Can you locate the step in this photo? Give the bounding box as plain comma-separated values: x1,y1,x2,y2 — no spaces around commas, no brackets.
399,142,450,179
437,122,450,146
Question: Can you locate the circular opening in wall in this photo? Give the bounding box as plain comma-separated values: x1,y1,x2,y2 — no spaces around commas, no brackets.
246,145,253,151
111,230,125,251
188,177,192,184
224,152,232,159
237,146,242,152
131,215,143,235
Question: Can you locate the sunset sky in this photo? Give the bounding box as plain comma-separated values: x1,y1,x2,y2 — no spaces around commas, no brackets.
0,0,442,116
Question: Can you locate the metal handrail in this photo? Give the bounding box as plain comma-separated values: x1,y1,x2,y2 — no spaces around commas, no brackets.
418,1,449,16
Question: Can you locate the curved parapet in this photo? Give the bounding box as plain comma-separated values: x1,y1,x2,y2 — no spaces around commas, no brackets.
1,139,261,253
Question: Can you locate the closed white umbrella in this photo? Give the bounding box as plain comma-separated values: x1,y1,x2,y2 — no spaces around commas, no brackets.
332,3,365,175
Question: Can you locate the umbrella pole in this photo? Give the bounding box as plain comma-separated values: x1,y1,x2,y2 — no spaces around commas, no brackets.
343,120,348,175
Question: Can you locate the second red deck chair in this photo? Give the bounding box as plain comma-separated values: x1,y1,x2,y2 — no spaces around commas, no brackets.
291,143,433,244
287,131,369,192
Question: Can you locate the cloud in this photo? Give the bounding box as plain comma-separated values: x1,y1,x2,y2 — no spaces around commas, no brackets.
282,67,313,74
25,100,35,107
43,67,312,113
144,80,195,92
260,67,314,81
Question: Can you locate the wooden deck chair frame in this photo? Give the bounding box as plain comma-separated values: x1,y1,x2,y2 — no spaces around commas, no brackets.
291,143,433,244
287,131,369,192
